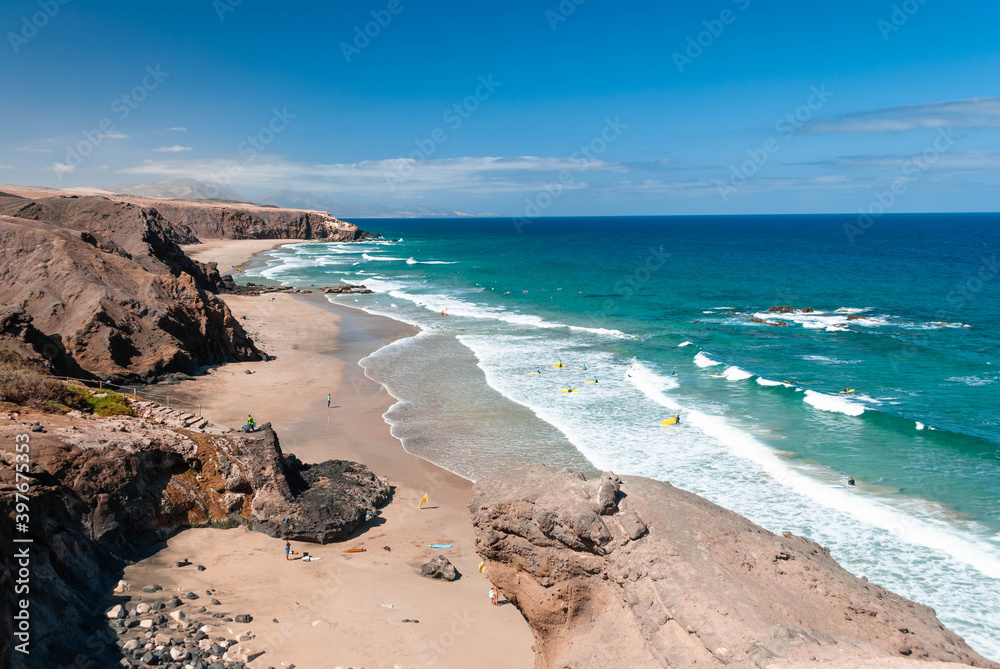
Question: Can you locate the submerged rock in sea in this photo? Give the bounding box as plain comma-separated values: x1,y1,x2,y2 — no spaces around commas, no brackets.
470,465,998,669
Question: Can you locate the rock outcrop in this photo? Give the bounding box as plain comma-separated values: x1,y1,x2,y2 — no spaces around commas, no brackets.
0,405,390,664
0,214,263,382
124,198,372,242
420,555,461,581
470,466,997,669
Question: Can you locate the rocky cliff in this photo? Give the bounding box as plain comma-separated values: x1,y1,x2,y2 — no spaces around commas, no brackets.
0,188,374,382
144,199,372,241
0,404,390,664
470,466,997,669
0,211,262,382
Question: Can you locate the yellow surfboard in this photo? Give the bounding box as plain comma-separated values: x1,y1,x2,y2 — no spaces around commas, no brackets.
660,417,678,426
553,363,565,368
343,548,367,553
839,389,856,394
418,493,428,509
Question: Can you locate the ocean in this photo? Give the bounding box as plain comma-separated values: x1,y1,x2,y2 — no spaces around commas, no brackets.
245,214,1000,659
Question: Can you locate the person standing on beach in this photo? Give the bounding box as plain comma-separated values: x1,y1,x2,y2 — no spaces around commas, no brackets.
247,414,255,432
489,585,499,607
285,540,292,561
327,393,331,408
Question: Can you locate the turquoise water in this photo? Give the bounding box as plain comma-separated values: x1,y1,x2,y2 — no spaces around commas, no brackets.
246,214,1000,659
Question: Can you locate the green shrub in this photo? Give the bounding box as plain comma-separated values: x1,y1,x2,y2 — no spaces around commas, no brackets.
80,390,136,417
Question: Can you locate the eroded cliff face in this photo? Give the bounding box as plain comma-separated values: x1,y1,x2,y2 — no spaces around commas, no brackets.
0,406,390,663
469,466,997,669
0,214,262,382
125,198,372,242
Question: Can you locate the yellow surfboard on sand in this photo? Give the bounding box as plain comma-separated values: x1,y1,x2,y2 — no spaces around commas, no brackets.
478,561,486,573
660,417,678,426
418,493,428,509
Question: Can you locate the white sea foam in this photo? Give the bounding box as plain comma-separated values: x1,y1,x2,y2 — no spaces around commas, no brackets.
803,390,866,417
756,377,790,387
678,341,693,347
947,376,996,387
721,366,753,381
362,253,406,261
354,282,636,338
693,352,722,367
916,421,926,430
801,355,854,364
623,364,1000,584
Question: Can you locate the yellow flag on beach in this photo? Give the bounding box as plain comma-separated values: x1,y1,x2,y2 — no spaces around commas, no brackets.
418,493,428,509
478,561,486,573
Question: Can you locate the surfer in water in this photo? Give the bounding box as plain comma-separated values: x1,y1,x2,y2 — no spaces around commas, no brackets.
675,415,681,425
593,377,599,383
848,476,855,486
536,367,541,374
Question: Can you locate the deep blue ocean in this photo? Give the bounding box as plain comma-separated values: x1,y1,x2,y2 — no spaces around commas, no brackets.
245,214,1000,659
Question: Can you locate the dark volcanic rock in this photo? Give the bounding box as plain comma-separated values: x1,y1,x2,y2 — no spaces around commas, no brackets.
470,465,998,669
420,555,460,581
265,457,391,543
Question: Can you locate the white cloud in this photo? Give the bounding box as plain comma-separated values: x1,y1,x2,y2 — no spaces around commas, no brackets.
100,132,130,140
15,146,53,153
118,155,621,196
830,151,1000,171
154,145,193,153
807,97,1000,134
0,164,13,169
167,127,188,132
47,163,76,174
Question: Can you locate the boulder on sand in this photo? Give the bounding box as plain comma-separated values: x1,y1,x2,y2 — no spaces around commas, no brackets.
420,555,460,581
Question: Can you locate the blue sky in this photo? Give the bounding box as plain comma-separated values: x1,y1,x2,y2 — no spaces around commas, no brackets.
2,0,998,215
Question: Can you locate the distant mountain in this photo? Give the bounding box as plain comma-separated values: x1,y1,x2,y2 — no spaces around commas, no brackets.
257,188,491,218
101,178,247,202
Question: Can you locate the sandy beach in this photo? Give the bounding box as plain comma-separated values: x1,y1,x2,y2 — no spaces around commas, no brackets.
121,241,535,669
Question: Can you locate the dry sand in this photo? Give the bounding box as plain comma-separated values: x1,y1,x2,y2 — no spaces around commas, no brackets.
123,240,535,669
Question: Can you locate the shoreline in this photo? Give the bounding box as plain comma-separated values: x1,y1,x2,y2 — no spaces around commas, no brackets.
122,240,535,668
